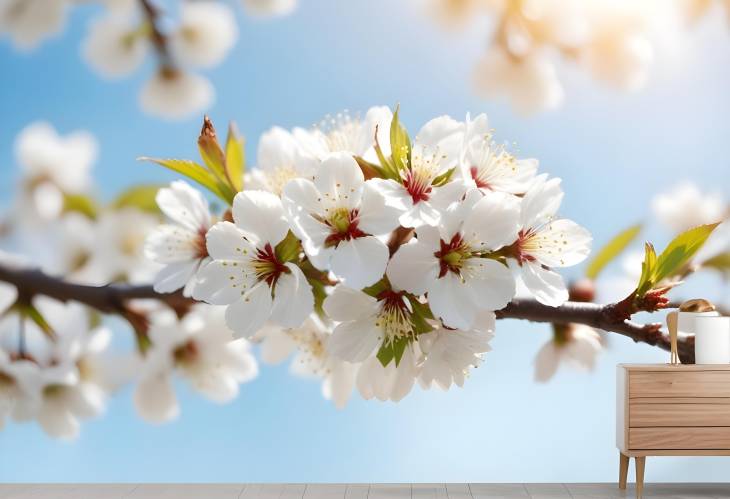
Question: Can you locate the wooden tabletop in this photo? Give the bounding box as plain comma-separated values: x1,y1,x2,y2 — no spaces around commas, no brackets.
618,364,730,371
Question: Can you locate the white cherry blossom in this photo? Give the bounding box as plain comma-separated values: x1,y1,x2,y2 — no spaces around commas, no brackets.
387,190,520,329
246,126,317,196
0,0,67,50
509,175,592,307
651,181,726,234
355,344,420,403
473,48,564,115
534,324,602,382
139,69,213,121
323,285,418,363
194,190,314,338
282,153,401,289
145,181,213,296
294,106,393,164
417,310,494,390
369,116,468,228
258,316,358,408
170,1,238,69
459,113,538,195
14,121,97,197
134,306,258,423
242,0,297,17
82,12,149,79
80,208,161,285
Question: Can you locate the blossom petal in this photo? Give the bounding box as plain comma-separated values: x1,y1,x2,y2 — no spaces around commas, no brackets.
232,190,289,246
464,258,516,311
156,180,211,232
152,261,198,294
328,318,382,362
189,370,239,403
415,115,464,161
271,263,314,328
206,221,256,261
387,240,439,295
357,182,401,236
427,273,479,330
531,219,592,268
462,191,521,250
134,373,179,423
534,341,560,382
520,174,564,228
257,126,298,172
145,224,199,263
314,153,364,211
323,285,379,322
399,201,440,228
193,260,256,305
224,281,273,339
282,178,323,220
330,236,388,289
521,262,569,307
322,360,358,409
367,178,411,210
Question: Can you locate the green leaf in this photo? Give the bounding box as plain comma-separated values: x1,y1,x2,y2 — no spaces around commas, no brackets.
376,337,409,368
362,278,390,298
198,116,229,185
354,156,386,180
111,184,163,214
225,122,245,192
431,167,456,187
702,251,730,279
406,295,435,335
22,304,55,340
636,242,657,296
653,223,721,283
389,105,411,173
585,224,642,280
62,193,98,219
636,223,720,296
139,157,231,204
275,231,301,263
373,126,400,181
308,277,327,317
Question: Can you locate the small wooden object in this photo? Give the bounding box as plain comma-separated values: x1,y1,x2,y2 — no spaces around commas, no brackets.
617,364,730,498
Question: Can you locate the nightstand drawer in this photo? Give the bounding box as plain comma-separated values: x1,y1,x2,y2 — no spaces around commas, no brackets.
629,371,730,398
630,402,730,427
630,427,730,449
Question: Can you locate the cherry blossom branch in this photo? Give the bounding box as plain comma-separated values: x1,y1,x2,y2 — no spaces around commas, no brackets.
138,0,174,71
0,262,692,360
497,298,693,363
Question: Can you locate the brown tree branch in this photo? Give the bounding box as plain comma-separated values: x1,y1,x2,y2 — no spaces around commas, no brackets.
0,263,693,362
497,299,694,363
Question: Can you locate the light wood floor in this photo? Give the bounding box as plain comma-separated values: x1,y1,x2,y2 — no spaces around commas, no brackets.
0,483,729,498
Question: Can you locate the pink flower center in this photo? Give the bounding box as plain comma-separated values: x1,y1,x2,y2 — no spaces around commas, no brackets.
402,168,432,204
470,165,492,190
324,208,366,247
508,229,538,265
434,233,471,278
253,243,289,286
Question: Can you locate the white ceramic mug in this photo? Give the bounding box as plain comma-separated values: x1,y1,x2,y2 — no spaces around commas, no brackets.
694,316,730,364
678,310,720,336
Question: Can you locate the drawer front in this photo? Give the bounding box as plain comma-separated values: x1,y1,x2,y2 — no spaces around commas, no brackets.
630,427,730,449
630,403,730,427
629,371,730,398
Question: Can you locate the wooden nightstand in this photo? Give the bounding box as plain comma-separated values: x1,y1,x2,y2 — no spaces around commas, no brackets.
617,364,730,498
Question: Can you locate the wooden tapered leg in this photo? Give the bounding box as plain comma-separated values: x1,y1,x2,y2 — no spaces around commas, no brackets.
619,453,629,489
635,456,646,499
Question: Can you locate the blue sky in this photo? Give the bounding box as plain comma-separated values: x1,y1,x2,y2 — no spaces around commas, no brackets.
1,0,730,483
